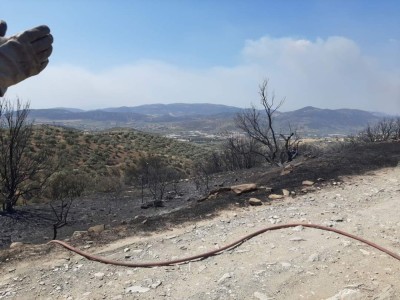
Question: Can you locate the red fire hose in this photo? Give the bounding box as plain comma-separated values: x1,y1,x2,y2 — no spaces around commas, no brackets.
48,223,400,267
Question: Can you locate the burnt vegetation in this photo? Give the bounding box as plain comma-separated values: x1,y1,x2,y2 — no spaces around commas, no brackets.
0,83,399,249
352,118,400,143
0,99,56,213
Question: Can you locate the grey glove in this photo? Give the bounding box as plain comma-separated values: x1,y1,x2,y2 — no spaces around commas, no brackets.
0,20,7,40
0,20,53,96
0,20,7,96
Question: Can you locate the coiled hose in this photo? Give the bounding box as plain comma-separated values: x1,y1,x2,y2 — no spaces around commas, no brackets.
48,223,400,267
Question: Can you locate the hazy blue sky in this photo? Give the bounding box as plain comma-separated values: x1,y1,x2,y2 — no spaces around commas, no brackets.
1,0,399,113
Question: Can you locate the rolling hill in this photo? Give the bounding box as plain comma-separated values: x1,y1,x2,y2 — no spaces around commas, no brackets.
28,103,386,136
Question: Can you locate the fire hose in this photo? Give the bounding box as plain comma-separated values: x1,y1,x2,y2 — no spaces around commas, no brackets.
48,223,400,267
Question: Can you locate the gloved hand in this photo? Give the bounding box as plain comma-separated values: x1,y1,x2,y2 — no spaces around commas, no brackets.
0,20,8,95
0,20,53,96
0,20,7,42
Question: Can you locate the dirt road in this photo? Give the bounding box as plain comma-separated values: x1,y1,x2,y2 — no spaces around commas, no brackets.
1,164,399,299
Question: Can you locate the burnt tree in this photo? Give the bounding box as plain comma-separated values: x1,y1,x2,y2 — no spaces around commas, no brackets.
48,171,86,239
235,79,299,165
0,99,55,213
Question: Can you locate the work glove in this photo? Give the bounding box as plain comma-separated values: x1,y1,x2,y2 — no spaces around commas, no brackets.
0,20,8,96
0,20,7,42
0,20,53,96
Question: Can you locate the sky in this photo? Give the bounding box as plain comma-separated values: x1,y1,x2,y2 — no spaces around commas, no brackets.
0,0,399,114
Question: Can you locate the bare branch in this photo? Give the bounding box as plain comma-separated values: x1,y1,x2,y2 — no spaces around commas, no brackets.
0,98,57,213
234,79,295,165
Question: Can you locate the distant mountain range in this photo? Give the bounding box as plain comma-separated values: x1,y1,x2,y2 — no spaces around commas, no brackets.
102,103,242,116
28,103,389,136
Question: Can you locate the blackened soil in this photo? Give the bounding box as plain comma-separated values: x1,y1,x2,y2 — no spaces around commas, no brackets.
1,142,399,252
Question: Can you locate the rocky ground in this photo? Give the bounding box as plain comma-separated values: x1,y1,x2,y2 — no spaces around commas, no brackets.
0,142,400,299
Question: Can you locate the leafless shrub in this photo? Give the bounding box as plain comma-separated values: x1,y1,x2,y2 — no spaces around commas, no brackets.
192,160,213,195
128,155,182,207
356,117,400,143
222,134,263,170
394,118,400,140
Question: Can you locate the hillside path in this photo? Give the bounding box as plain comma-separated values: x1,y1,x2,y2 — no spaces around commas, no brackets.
1,165,400,299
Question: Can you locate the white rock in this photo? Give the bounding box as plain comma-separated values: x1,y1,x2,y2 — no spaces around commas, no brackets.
290,237,306,242
73,264,83,272
268,194,284,200
88,224,105,234
302,180,314,186
151,280,162,289
325,288,363,300
359,249,370,256
342,240,351,247
94,272,105,280
292,225,304,232
249,198,263,206
253,270,266,276
126,286,150,293
9,242,24,249
231,183,257,195
254,291,273,300
217,273,232,284
308,253,320,262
